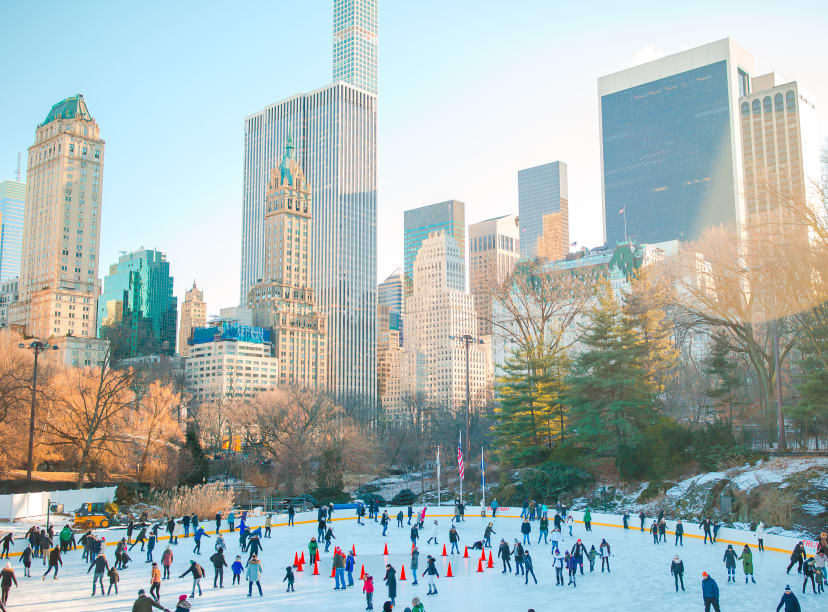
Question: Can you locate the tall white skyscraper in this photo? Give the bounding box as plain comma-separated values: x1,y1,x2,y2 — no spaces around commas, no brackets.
11,94,104,338
241,1,378,404
332,0,378,95
0,180,25,282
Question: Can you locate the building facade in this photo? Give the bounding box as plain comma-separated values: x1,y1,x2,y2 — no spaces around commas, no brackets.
98,249,177,358
378,268,402,342
11,94,104,339
47,335,110,369
185,321,279,402
178,281,206,357
403,200,465,296
518,161,568,260
468,215,519,337
598,38,754,247
399,232,491,420
739,73,822,227
247,141,327,389
0,278,18,328
332,0,378,95
0,181,25,283
377,302,402,412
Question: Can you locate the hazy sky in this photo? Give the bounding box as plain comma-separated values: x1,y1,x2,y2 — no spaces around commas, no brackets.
1,1,826,316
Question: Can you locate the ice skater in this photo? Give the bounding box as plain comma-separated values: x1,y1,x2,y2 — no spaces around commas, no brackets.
737,544,755,584
671,555,684,592
283,565,295,591
701,572,720,612
383,563,397,605
423,555,439,595
498,539,511,573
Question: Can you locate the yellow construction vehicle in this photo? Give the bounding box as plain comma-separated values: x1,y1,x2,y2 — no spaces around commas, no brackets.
74,502,111,529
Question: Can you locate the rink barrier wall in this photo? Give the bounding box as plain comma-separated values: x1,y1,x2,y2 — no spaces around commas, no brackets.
0,486,116,521
1,505,816,558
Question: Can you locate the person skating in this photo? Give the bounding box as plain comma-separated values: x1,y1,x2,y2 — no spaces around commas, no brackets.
131,526,148,552
802,556,817,594
174,594,190,612
263,513,272,538
538,516,549,544
410,545,420,585
396,510,404,528
165,516,177,546
701,572,721,612
0,563,17,605
333,549,346,590
0,534,12,560
19,545,32,577
815,551,826,593
127,519,135,545
238,526,249,552
583,508,592,531
179,560,205,597
161,546,173,580
42,545,61,579
449,525,460,554
247,532,263,560
381,511,390,537
498,539,512,573
411,596,424,612
407,505,413,526
671,555,685,592
587,545,597,572
712,520,721,542
209,549,227,588
345,549,356,587
245,554,263,597
283,565,295,592
650,521,659,544
384,563,397,605
131,588,169,612
191,513,199,535
231,555,243,585
491,499,499,519
410,524,419,548
521,518,531,545
107,565,119,595
520,500,529,519
423,555,439,595
114,538,126,569
787,541,806,574
553,548,564,586
308,537,318,564
287,504,295,527
426,520,439,545
737,544,755,584
658,519,667,543
553,511,563,533
675,520,684,546
364,574,375,610
565,550,577,587
59,524,72,553
150,562,162,601
599,538,611,572
723,544,737,582
639,510,646,532
324,526,335,553
483,522,496,548
512,539,525,575
192,526,209,555
701,518,713,545
776,584,801,612
523,550,537,584
146,532,157,563
571,539,586,575
622,511,630,530
756,521,765,551
566,514,574,537
88,552,110,596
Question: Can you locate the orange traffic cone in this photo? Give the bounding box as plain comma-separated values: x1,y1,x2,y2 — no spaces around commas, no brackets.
463,546,469,558
352,545,356,555
442,544,447,557
359,564,365,580
312,561,319,575
400,565,407,581
331,566,336,578
487,550,494,568
315,550,320,562
480,548,486,561
411,542,416,551
296,562,303,572
476,558,484,572
446,562,453,577
300,551,305,564
383,543,389,555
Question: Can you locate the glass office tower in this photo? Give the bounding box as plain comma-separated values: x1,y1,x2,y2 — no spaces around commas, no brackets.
333,0,378,95
0,181,25,282
403,200,465,296
517,161,568,260
598,39,754,246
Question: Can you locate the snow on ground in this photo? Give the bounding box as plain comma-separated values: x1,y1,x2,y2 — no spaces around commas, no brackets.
3,509,819,612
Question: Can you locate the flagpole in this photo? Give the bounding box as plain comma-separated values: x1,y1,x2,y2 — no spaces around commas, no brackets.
459,431,463,505
481,447,486,510
437,445,441,508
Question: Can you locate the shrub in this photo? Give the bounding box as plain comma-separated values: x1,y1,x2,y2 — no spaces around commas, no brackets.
756,489,795,529
104,501,119,515
391,488,417,506
359,492,387,506
508,461,594,504
155,482,234,517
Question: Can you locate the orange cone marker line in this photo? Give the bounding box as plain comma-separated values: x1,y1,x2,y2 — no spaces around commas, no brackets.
463,546,469,558
383,543,389,555
300,551,305,564
359,564,365,580
446,562,453,577
312,561,319,575
487,550,494,568
400,565,407,580
442,544,447,556
476,559,484,572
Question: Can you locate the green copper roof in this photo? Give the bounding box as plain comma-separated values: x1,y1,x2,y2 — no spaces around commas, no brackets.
279,135,295,186
41,94,92,126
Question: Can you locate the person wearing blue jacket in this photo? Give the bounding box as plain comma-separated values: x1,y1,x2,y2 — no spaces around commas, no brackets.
565,551,577,587
346,550,356,586
227,511,235,533
231,555,243,585
523,551,537,585
146,534,156,563
192,528,209,555
776,585,801,612
701,572,721,612
520,519,531,545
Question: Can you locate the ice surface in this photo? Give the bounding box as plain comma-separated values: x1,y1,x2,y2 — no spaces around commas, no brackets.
2,508,819,611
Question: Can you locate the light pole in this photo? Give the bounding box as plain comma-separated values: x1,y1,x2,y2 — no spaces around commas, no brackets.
450,334,482,473
19,340,59,482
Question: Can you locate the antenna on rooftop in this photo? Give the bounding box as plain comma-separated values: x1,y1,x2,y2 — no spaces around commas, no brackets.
15,153,21,182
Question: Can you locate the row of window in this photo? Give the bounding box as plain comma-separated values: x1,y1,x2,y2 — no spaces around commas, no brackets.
741,91,796,116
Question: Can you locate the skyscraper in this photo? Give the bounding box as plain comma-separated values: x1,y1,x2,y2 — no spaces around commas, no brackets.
403,200,465,296
518,161,568,260
378,268,402,342
98,248,177,358
178,281,206,357
468,215,519,337
0,181,25,283
739,73,821,226
247,141,328,388
332,0,378,95
598,39,754,247
11,94,104,339
241,1,377,403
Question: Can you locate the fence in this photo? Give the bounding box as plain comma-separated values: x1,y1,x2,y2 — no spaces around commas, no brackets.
0,486,116,521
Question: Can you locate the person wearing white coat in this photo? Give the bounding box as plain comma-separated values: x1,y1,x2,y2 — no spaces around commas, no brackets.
756,522,765,552
427,520,439,545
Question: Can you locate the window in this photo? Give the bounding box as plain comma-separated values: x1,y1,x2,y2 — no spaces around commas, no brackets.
752,99,760,114
775,93,783,112
786,90,796,112
763,96,772,114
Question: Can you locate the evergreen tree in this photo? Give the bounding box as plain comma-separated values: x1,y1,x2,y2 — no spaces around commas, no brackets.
704,331,742,425
183,428,209,485
566,278,656,455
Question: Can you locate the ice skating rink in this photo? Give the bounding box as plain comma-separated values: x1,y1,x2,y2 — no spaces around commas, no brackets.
5,508,817,611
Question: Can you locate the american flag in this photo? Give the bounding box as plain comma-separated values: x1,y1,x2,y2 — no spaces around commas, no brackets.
457,435,464,480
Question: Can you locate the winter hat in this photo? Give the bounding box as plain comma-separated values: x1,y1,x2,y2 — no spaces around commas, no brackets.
785,585,791,592
3,562,10,569
138,589,146,595
673,555,680,560
179,594,188,601
702,572,708,577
